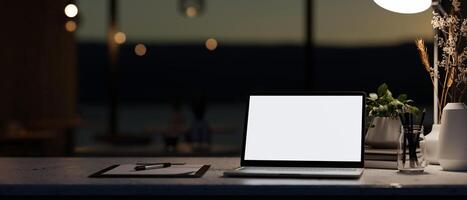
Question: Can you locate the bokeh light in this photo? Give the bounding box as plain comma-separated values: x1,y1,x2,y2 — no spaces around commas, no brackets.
179,0,204,18
114,32,126,44
65,20,77,32
134,43,147,56
205,38,218,51
185,6,198,18
64,4,78,18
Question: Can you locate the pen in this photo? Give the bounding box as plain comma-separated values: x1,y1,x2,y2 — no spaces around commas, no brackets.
399,113,407,165
136,162,185,165
134,163,171,171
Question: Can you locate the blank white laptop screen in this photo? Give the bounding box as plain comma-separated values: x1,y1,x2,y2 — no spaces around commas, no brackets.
244,95,363,162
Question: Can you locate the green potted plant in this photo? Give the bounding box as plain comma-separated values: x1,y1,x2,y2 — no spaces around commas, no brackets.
365,83,420,149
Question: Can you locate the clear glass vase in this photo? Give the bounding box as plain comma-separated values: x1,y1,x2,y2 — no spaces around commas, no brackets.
398,125,426,174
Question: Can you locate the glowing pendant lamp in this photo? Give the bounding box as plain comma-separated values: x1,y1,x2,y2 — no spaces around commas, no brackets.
373,0,432,14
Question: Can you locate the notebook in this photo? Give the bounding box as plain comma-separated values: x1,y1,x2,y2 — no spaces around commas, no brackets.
89,163,210,178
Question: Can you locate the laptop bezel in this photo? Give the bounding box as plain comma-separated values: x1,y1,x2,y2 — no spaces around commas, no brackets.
240,91,366,168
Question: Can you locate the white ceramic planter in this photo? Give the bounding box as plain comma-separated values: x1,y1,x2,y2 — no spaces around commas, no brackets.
438,103,467,171
425,124,441,165
365,117,402,149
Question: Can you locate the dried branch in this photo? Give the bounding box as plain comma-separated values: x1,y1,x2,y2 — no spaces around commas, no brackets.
415,39,434,85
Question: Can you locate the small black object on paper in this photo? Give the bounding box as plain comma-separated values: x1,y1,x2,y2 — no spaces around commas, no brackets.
134,163,171,171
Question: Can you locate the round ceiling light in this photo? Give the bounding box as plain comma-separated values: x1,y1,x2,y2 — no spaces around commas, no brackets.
373,0,432,14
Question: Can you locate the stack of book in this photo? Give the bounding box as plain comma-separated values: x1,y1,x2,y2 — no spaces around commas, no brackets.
365,147,422,169
364,147,398,169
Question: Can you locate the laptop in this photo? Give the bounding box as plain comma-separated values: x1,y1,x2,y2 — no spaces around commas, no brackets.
224,92,365,178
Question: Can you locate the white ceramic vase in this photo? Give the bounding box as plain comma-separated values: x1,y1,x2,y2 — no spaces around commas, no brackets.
425,124,441,165
365,117,401,149
438,103,467,171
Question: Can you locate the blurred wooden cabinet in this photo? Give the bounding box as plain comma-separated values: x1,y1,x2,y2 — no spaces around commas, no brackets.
0,0,77,156
0,119,78,156
0,130,73,157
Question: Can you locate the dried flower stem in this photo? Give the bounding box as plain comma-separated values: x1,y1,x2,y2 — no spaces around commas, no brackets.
442,67,456,112
415,39,443,117
415,39,435,85
426,0,467,120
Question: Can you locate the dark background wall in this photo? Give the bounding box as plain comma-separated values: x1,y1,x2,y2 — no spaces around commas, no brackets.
0,0,76,135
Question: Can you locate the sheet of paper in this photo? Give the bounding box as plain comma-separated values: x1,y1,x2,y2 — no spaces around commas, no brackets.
103,164,203,175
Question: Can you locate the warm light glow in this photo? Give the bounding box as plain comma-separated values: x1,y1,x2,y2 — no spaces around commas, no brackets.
185,6,198,18
65,20,77,32
114,32,126,44
205,38,218,51
64,4,79,18
373,0,431,14
134,43,147,56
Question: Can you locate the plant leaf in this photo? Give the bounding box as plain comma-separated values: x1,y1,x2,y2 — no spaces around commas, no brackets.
369,93,378,100
366,83,421,119
386,90,393,99
390,99,403,106
377,83,388,97
406,105,421,114
398,94,408,102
